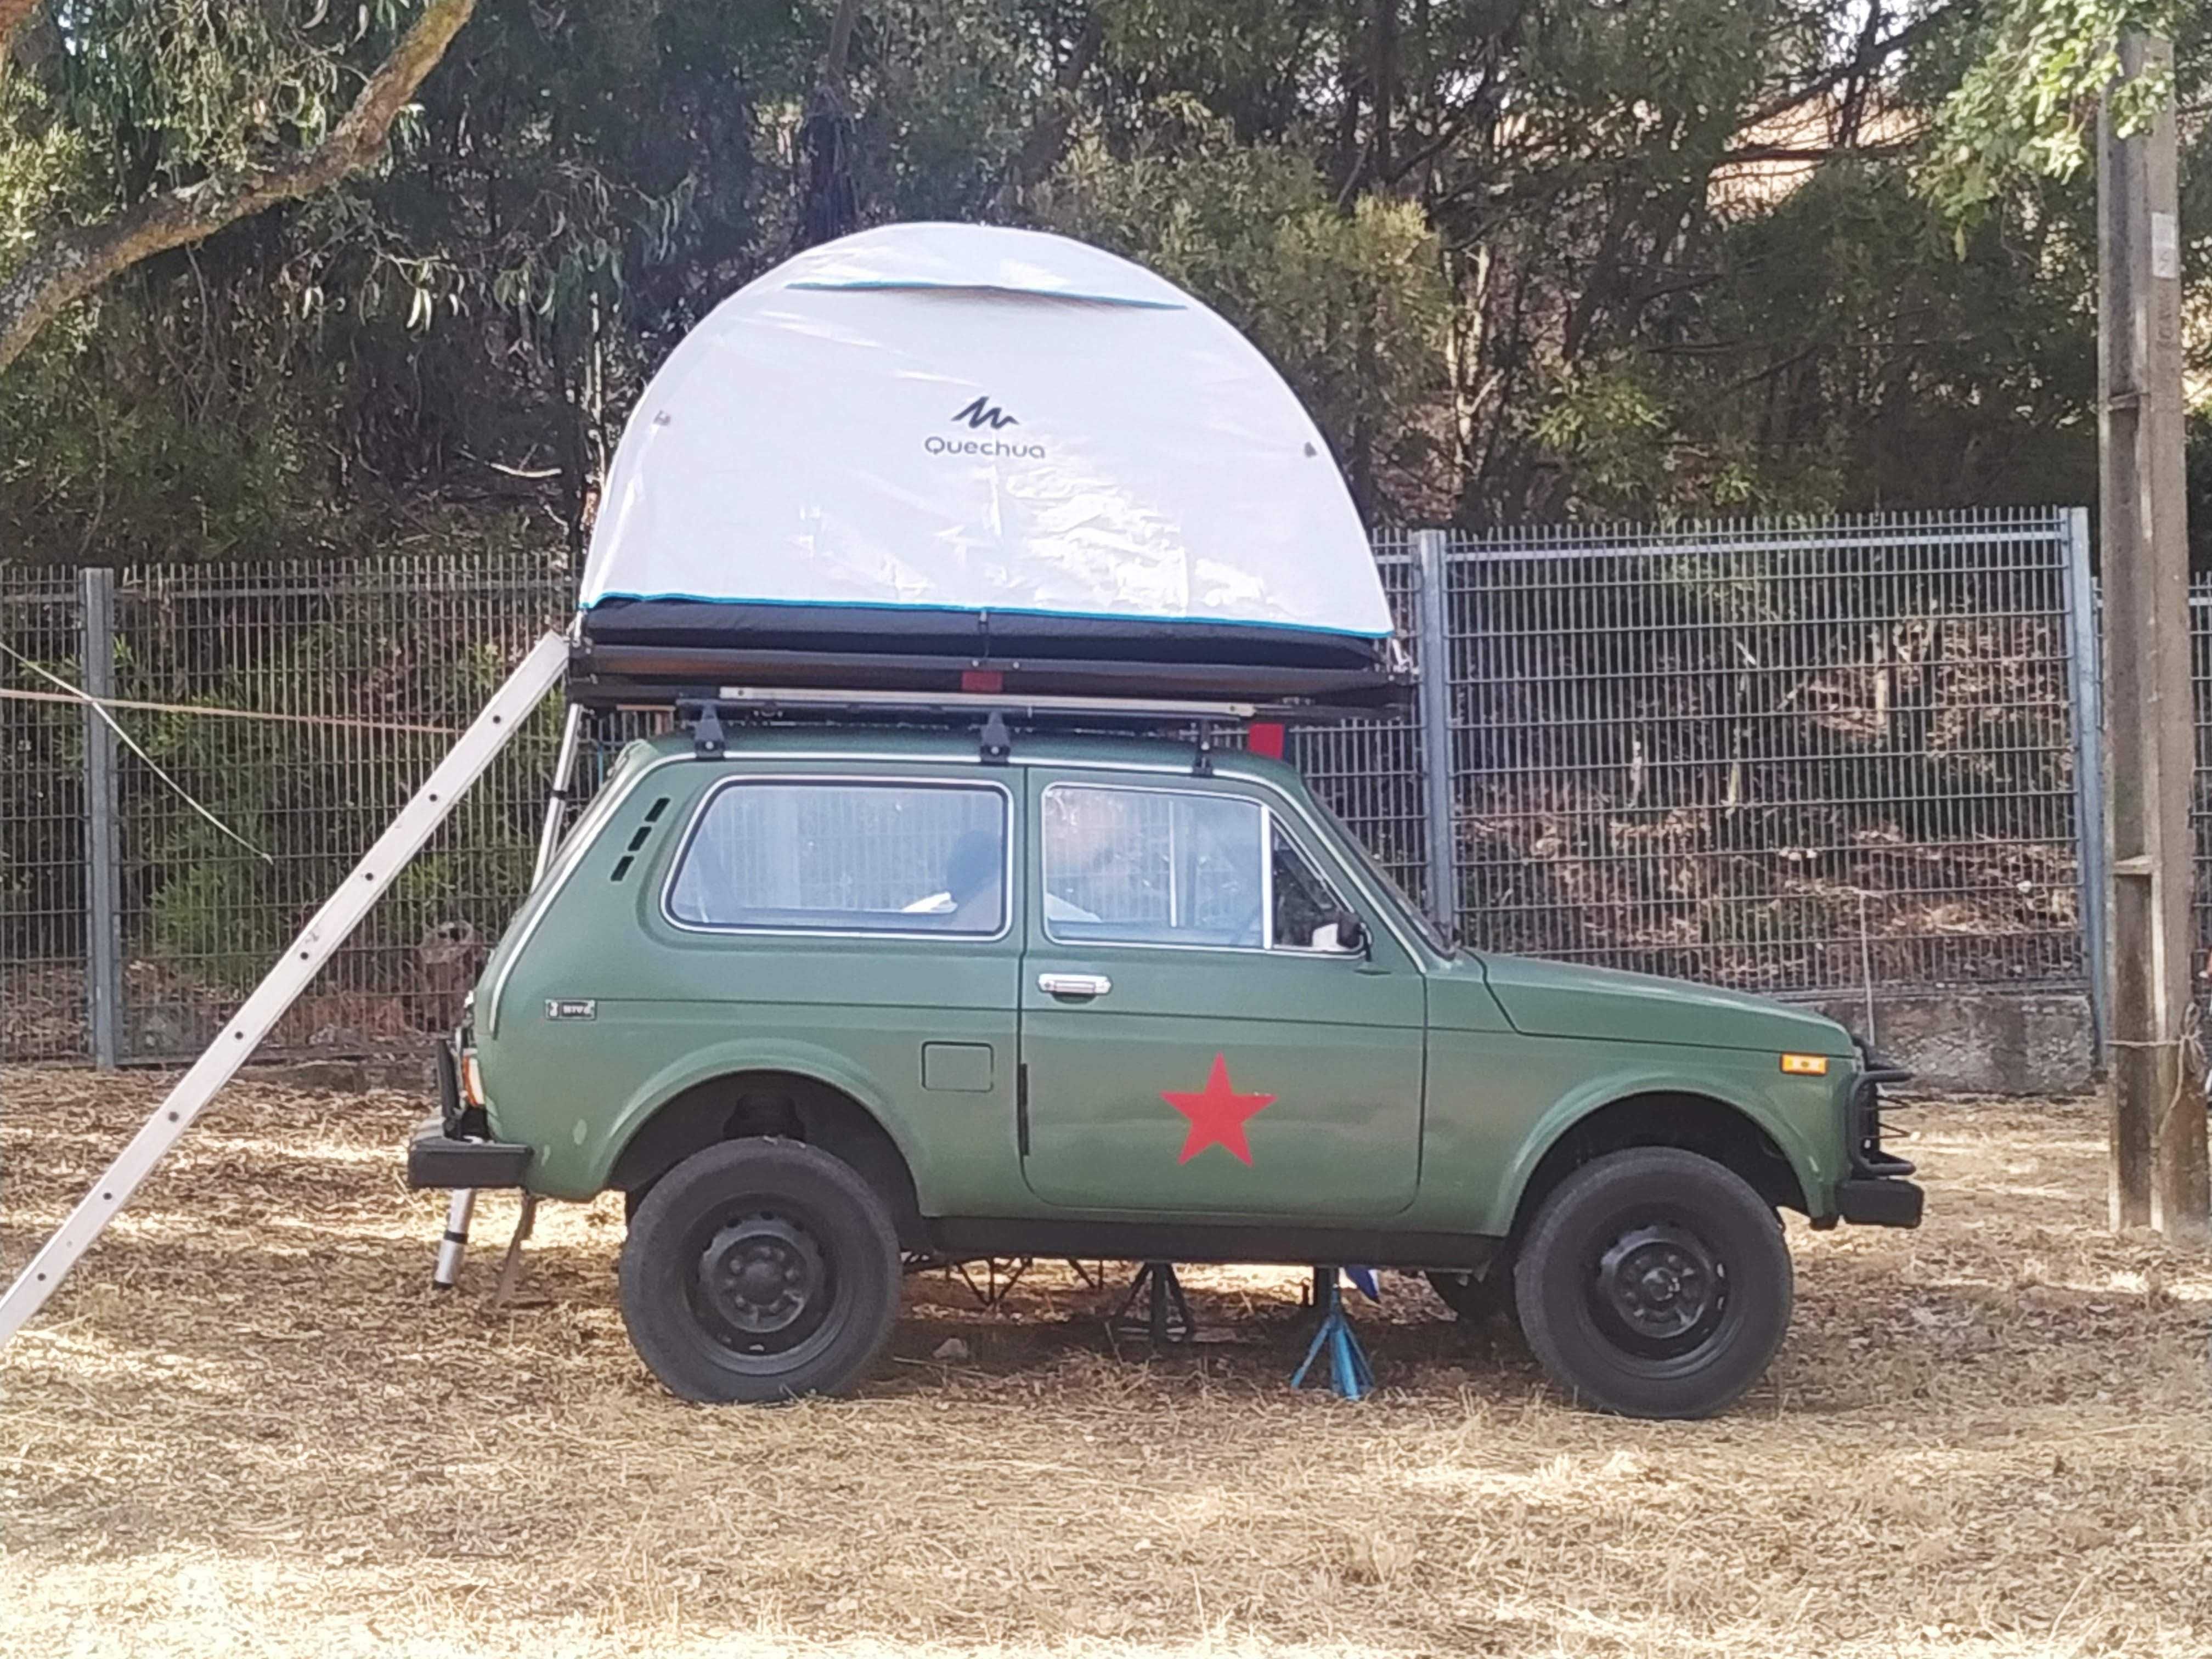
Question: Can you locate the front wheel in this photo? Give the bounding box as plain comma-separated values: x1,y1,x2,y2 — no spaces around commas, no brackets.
1513,1147,1792,1419
619,1137,900,1403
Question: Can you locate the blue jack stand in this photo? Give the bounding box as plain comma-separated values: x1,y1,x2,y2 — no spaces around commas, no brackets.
1290,1266,1375,1400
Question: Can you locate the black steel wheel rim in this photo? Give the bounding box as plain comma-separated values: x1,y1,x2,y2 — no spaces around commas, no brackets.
1584,1215,1731,1367
686,1206,843,1370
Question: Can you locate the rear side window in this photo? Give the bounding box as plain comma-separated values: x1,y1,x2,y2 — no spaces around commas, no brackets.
667,780,1009,936
1041,784,1263,948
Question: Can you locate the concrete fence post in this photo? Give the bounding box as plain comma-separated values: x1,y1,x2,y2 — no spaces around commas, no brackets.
80,567,125,1069
1412,529,1459,933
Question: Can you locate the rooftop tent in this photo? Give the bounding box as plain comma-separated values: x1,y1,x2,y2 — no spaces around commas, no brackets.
573,223,1403,706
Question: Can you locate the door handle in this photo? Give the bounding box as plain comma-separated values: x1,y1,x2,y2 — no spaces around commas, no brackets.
1037,972,1111,998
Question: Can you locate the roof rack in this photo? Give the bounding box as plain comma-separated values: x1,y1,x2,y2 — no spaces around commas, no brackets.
671,685,1333,769
669,681,1368,753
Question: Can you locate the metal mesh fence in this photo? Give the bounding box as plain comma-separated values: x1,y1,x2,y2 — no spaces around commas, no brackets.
0,565,89,1060
1287,534,1430,908
4,554,571,1060
1447,510,2086,995
2,509,2109,1063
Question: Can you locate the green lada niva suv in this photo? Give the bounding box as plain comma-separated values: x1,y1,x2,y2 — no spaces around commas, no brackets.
410,724,1920,1418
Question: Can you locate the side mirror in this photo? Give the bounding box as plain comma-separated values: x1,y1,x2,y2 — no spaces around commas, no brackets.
1331,907,1369,956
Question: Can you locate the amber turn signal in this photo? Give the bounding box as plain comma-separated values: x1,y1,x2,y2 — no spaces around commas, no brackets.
1779,1053,1829,1076
461,1052,486,1105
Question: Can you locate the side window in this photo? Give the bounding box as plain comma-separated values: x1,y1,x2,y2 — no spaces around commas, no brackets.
1042,785,1263,948
668,780,1008,935
1271,822,1356,953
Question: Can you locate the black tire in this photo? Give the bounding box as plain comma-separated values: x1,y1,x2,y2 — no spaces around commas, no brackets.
1425,1265,1514,1324
1513,1147,1791,1419
618,1137,900,1403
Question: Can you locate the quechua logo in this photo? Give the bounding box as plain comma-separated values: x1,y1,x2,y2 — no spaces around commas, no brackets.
927,394,1044,458
952,395,1018,430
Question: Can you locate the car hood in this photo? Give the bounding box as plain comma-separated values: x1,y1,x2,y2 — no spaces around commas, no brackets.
1471,952,1856,1058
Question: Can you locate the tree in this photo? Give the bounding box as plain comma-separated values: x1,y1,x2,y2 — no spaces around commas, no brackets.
0,0,477,377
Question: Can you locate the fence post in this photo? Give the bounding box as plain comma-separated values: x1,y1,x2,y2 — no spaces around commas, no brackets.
2061,507,2110,1068
80,567,125,1069
1412,529,1459,930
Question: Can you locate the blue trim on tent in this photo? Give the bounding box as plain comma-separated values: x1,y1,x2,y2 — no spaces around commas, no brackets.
783,279,1185,311
578,591,1394,640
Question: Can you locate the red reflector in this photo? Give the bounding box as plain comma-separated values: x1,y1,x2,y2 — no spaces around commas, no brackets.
1247,721,1285,759
961,669,1004,693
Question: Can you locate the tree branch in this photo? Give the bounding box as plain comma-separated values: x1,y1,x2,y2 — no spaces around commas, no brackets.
0,0,475,377
823,0,861,92
1717,138,1921,165
795,0,865,248
997,7,1105,205
1739,5,1962,132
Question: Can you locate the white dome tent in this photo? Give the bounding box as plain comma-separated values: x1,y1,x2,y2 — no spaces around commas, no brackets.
573,222,1402,706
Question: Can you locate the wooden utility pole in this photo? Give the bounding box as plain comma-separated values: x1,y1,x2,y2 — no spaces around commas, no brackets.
2098,29,2209,1243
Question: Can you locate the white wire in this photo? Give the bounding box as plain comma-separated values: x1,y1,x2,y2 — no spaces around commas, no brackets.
0,684,454,734
0,639,275,865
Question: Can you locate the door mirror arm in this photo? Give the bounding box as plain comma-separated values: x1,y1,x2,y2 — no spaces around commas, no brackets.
1331,907,1369,958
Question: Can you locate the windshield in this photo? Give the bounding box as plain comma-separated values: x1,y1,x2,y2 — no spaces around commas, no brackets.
1304,794,1455,956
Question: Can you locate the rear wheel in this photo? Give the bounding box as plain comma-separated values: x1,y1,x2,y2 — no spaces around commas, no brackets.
619,1137,900,1403
1513,1147,1791,1419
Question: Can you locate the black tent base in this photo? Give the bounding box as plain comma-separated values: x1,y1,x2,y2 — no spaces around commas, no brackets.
571,597,1412,715
568,639,1410,719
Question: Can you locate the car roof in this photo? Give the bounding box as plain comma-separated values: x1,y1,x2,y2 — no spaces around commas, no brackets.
622,725,1308,787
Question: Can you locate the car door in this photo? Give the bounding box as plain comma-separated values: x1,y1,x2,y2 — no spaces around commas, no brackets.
1017,770,1425,1218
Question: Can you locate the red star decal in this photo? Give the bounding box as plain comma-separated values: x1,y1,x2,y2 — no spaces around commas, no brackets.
1161,1053,1277,1166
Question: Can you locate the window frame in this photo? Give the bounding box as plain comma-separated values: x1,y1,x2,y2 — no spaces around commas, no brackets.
661,772,1017,943
1037,781,1363,958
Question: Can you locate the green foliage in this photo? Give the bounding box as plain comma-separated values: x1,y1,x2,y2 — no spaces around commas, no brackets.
1925,0,2176,223
1615,159,2100,518
1045,123,1448,504
42,0,377,193
1528,368,1679,509
0,0,2202,553
0,74,95,253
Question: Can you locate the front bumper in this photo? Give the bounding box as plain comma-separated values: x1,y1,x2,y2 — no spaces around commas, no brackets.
408,1115,533,1189
1834,1056,1922,1227
409,1039,529,1188
1836,1176,1923,1226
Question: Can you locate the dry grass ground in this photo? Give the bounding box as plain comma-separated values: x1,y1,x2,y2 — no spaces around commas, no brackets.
4,1068,2211,1659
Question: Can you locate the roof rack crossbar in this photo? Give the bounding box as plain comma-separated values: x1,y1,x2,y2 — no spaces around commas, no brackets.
710,683,1263,722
